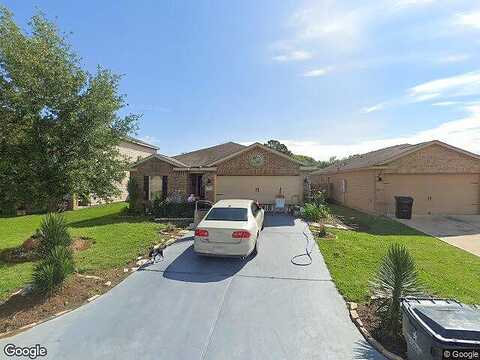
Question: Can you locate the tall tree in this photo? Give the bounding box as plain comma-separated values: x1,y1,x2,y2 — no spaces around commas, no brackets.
0,7,138,212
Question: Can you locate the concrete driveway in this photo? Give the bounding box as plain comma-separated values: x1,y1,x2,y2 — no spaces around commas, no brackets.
0,215,384,360
395,215,480,256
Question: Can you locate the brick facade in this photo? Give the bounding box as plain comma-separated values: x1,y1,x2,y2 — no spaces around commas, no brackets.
385,144,480,174
216,147,300,176
130,158,189,206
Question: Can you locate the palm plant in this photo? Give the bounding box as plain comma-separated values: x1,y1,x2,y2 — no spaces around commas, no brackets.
370,244,423,335
38,213,72,256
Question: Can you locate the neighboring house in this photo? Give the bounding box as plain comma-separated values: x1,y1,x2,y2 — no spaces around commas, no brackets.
130,142,315,208
310,140,480,216
76,136,158,207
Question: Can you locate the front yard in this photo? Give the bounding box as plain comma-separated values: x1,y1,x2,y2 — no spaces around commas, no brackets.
317,205,480,304
0,203,167,301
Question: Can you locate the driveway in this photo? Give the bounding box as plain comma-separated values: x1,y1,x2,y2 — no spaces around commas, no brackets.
395,215,480,256
1,215,384,360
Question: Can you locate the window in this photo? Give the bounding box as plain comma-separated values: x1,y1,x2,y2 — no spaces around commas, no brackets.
150,176,163,200
206,208,248,221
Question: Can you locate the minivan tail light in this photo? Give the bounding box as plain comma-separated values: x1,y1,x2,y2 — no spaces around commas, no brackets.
232,230,251,239
195,229,209,237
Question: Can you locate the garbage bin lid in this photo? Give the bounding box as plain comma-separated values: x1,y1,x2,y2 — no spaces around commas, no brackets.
411,303,480,343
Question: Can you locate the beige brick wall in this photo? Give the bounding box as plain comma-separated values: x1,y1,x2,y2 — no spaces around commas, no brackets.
217,147,300,176
386,144,480,174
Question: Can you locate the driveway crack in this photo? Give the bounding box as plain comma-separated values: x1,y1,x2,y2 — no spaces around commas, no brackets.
200,276,233,360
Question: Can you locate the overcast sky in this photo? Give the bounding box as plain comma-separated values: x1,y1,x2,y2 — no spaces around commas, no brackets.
5,0,480,159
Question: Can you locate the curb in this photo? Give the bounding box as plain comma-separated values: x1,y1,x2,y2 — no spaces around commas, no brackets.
347,302,405,360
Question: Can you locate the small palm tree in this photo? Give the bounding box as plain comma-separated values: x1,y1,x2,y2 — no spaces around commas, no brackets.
370,244,423,336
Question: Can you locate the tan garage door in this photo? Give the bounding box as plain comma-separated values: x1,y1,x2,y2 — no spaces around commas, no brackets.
383,174,480,215
216,176,303,204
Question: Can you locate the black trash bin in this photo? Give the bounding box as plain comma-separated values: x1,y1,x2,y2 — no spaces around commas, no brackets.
395,196,414,219
402,298,480,360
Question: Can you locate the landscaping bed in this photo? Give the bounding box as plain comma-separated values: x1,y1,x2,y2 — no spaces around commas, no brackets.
356,302,407,358
0,267,129,337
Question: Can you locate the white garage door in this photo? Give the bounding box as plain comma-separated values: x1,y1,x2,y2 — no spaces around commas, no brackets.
216,176,303,204
383,174,480,215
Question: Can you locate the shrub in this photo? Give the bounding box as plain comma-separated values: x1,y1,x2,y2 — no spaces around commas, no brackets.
370,244,423,336
311,190,328,206
301,203,331,222
38,213,72,256
33,245,75,293
127,177,141,212
152,199,195,218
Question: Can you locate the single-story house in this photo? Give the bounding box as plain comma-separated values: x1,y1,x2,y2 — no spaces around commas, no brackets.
310,140,480,216
130,142,315,208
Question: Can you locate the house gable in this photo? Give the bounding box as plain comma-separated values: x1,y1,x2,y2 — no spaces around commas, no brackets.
216,145,301,176
385,143,480,174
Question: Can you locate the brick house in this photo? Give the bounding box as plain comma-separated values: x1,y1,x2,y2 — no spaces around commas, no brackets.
310,140,480,216
130,142,316,208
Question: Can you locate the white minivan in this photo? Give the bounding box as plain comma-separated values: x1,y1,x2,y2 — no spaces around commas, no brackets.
194,199,265,257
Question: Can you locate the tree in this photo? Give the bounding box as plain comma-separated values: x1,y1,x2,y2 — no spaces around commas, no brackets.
0,7,138,212
264,140,293,156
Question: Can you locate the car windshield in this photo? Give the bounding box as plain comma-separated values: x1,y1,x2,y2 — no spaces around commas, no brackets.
205,207,248,221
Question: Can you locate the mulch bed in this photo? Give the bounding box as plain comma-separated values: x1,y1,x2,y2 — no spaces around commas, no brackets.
0,267,131,336
357,302,407,358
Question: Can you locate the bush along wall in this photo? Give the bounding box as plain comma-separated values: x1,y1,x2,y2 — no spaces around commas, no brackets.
151,199,195,218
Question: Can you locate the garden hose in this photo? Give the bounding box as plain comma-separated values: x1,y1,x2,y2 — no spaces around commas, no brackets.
291,224,314,266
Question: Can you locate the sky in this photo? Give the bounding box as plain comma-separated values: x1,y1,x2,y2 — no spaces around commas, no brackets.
3,0,480,160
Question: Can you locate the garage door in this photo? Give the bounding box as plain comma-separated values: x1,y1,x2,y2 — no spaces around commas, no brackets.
216,176,303,204
383,174,480,215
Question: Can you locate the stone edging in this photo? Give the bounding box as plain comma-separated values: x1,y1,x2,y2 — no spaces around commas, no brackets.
0,233,190,340
0,308,73,340
347,302,405,360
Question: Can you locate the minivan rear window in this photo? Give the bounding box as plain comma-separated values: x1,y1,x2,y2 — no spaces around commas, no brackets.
205,207,248,221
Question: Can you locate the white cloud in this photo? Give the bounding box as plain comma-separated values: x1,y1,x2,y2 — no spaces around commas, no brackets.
303,67,333,77
361,103,387,113
408,71,480,101
272,49,312,62
454,10,480,30
435,53,470,63
361,71,480,112
248,106,480,161
139,135,161,147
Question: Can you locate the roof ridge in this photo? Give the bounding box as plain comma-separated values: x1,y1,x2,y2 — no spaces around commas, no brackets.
172,141,244,158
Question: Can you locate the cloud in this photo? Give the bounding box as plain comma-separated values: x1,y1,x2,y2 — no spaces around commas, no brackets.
454,10,480,30
361,71,480,112
435,53,470,63
408,71,480,100
138,135,161,147
272,49,312,62
303,67,333,77
361,103,387,113
246,106,480,161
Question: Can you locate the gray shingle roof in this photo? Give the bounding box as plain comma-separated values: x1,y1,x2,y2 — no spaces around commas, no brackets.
172,142,246,167
313,142,432,174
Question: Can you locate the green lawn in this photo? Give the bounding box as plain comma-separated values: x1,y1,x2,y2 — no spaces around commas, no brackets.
317,205,480,304
0,203,165,300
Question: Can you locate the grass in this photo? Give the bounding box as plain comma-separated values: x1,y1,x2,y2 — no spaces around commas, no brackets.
317,204,480,304
0,203,166,300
